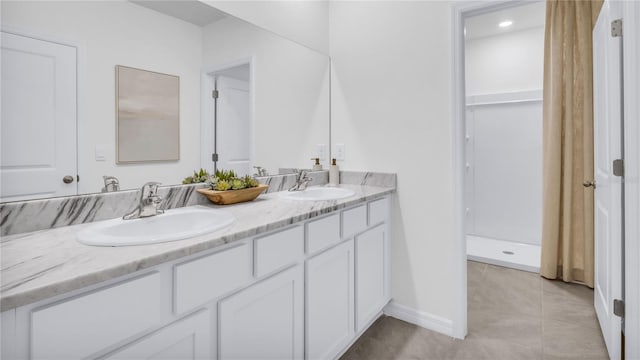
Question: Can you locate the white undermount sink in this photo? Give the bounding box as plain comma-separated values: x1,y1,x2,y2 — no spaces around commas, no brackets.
279,187,356,201
77,206,235,246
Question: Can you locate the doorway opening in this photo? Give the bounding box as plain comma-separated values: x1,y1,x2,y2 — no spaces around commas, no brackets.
201,60,254,177
462,2,545,273
451,0,547,340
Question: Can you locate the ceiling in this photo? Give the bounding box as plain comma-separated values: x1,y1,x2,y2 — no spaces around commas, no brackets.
130,0,228,27
465,2,546,40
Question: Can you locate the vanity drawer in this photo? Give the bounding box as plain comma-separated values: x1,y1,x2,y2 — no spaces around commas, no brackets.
306,213,341,255
342,205,367,238
174,243,251,314
254,226,304,277
368,197,390,226
31,272,162,360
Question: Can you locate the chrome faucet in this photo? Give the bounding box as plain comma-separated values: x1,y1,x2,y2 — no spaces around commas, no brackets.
288,169,312,192
253,166,268,177
102,175,120,193
123,182,164,220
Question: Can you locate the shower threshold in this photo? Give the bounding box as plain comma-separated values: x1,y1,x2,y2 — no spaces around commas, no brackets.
466,235,540,273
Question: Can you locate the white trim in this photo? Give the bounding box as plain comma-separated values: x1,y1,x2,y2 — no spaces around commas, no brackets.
383,301,454,338
622,1,640,358
450,0,545,341
450,1,469,341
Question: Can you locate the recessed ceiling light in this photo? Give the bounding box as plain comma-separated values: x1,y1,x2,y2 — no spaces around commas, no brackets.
499,20,513,28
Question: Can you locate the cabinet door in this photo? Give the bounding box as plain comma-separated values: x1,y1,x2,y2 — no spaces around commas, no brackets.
219,266,303,360
306,240,354,360
355,224,388,332
31,272,162,360
105,309,212,360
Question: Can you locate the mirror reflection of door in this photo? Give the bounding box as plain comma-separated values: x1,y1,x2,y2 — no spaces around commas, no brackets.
214,64,252,176
1,31,78,202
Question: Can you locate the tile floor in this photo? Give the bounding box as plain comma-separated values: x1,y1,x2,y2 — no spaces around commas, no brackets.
341,261,609,360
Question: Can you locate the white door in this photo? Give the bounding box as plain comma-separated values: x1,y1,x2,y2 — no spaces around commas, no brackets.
216,75,251,176
105,309,212,360
218,265,303,360
593,2,623,359
1,32,77,202
306,240,355,360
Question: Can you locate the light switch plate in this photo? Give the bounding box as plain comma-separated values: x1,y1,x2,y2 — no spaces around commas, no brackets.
335,143,345,160
95,146,106,161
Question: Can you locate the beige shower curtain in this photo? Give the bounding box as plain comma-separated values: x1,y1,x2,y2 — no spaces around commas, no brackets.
540,0,603,288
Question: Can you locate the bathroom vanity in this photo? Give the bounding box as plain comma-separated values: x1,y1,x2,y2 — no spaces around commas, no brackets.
1,182,393,360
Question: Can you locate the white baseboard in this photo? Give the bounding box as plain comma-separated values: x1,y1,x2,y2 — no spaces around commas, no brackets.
383,301,456,338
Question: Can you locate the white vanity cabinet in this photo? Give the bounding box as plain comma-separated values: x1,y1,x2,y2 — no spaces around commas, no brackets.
355,197,391,332
31,272,164,360
306,240,355,360
219,265,304,360
104,309,212,360
1,195,392,360
355,224,389,332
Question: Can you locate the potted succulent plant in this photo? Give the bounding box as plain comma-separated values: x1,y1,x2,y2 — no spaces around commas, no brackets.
196,169,268,205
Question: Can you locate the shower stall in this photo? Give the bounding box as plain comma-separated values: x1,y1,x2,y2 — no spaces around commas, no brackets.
464,91,542,272
464,3,545,272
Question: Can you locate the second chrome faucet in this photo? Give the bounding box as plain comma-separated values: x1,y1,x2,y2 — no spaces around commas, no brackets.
123,182,164,220
288,170,312,192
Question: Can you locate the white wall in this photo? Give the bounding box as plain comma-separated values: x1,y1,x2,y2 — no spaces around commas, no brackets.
202,16,330,174
202,0,330,55
2,1,203,193
330,1,456,326
465,27,544,96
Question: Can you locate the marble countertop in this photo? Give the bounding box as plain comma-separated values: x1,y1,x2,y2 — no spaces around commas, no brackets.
0,184,394,312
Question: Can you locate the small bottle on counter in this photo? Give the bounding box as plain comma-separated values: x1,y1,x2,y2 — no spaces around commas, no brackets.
311,157,323,171
329,158,339,186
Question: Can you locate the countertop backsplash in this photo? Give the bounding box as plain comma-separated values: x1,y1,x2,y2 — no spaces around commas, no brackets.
0,170,395,237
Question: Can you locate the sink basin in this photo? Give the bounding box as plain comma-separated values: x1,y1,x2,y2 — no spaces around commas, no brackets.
77,206,235,246
279,187,356,201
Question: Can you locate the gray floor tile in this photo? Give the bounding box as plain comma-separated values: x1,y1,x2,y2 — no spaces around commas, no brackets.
542,288,599,330
467,260,487,300
341,262,608,360
467,307,542,349
542,317,609,359
340,335,396,360
472,264,542,318
450,338,543,360
542,279,594,304
392,326,456,359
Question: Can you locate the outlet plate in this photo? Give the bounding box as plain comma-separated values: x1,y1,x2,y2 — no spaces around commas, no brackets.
317,144,327,160
335,143,345,160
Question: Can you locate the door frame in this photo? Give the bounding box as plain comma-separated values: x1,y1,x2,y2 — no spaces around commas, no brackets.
0,25,87,195
622,1,640,358
450,0,544,340
451,0,640,354
200,57,255,174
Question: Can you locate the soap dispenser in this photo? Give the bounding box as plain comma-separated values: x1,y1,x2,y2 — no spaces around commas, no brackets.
311,158,323,171
329,158,339,186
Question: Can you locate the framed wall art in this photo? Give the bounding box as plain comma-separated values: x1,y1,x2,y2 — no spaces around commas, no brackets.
116,65,180,163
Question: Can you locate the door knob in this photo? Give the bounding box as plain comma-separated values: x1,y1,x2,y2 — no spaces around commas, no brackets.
63,175,75,184
583,180,596,189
